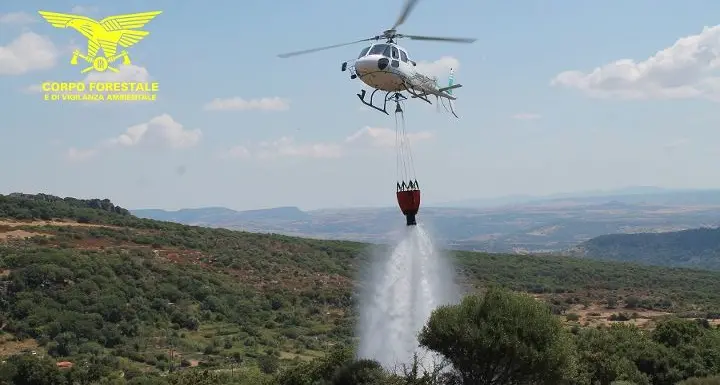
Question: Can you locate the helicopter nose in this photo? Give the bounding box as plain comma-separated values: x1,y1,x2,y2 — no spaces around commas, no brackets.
355,58,374,75
378,58,389,70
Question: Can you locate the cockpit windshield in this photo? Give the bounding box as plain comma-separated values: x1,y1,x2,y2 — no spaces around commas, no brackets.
357,46,371,59
368,44,390,57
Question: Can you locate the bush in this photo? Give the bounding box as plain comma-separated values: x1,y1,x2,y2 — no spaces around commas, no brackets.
609,313,631,321
257,354,279,374
678,376,720,385
566,313,580,321
624,296,640,309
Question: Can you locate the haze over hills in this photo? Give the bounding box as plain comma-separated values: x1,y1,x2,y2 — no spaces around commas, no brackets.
133,187,720,254
431,186,674,208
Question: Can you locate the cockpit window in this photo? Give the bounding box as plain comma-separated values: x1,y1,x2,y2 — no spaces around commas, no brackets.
383,46,392,57
369,44,389,56
400,50,408,62
391,47,399,59
358,46,371,58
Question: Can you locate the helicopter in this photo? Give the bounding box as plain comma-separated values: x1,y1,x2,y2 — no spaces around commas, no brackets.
277,0,476,118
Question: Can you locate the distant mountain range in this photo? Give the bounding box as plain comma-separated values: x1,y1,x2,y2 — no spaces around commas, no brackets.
133,187,720,254
431,186,674,207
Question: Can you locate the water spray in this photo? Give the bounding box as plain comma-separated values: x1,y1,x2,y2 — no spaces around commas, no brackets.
356,224,460,372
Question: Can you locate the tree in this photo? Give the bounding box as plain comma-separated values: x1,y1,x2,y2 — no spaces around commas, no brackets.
0,353,67,385
275,345,354,385
418,286,575,385
678,376,720,385
606,296,618,309
650,318,720,383
652,317,706,348
330,359,387,385
167,369,223,385
624,296,640,309
573,324,655,385
258,354,280,375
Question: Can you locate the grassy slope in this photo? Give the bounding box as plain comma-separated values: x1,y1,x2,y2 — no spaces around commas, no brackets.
1,193,720,375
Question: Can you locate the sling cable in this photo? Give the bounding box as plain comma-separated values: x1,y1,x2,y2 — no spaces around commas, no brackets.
394,95,420,226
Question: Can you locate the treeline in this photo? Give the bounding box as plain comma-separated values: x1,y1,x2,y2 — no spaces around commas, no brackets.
579,227,720,270
0,193,132,224
2,288,720,384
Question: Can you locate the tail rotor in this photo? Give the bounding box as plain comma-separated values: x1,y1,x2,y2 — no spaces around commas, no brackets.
447,68,457,118
437,67,459,118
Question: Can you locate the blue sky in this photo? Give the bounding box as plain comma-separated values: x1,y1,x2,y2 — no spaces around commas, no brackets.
2,0,720,211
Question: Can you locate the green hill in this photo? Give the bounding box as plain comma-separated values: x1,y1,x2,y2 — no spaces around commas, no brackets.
575,227,720,270
2,193,720,382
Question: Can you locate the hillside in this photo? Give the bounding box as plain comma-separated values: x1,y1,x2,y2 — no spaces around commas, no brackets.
133,188,720,254
575,226,720,270
3,193,720,381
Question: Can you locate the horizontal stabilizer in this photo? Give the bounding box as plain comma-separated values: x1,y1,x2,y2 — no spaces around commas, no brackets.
438,83,462,93
410,90,456,100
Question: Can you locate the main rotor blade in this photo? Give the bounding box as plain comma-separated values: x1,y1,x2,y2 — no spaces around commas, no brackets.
402,34,477,43
391,0,420,30
278,38,375,58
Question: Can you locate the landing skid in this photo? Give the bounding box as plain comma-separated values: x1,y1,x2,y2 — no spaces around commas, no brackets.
353,79,458,118
357,89,407,115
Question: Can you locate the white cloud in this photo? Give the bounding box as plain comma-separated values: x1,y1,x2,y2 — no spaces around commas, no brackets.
0,32,58,75
23,84,42,93
220,126,434,161
345,126,434,148
70,5,99,16
203,97,290,111
220,137,342,160
415,56,459,80
221,145,251,159
106,114,201,149
663,138,691,150
512,113,542,120
67,115,201,161
256,137,341,159
66,147,97,161
0,12,36,25
84,64,151,83
551,25,720,101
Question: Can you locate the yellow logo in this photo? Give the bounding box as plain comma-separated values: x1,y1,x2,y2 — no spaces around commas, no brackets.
37,10,162,102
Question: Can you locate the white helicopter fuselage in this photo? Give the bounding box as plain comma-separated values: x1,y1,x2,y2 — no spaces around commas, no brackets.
350,42,452,99
355,55,408,92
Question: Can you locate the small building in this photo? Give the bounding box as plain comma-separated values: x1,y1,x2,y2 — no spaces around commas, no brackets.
56,361,73,369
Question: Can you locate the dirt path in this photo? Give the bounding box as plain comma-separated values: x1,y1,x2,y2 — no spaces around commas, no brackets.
0,220,122,242
567,304,672,328
0,220,117,229
0,229,48,240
